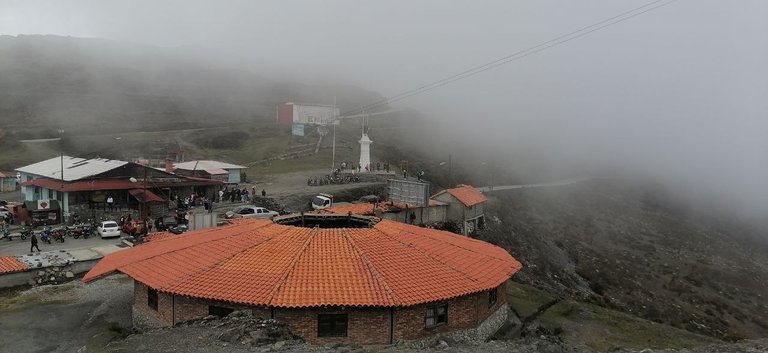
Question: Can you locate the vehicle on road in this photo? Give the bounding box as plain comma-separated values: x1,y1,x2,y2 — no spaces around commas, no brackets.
122,220,145,235
311,193,334,210
224,206,278,219
98,221,121,238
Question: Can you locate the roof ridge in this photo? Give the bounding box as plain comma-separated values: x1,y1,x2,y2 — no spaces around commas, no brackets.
377,223,480,286
161,222,280,291
342,229,400,306
266,227,318,306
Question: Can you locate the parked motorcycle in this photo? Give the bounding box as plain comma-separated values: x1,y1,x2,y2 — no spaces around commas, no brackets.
39,227,53,244
19,227,32,240
52,228,66,243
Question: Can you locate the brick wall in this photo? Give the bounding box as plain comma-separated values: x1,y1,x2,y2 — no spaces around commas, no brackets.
173,296,209,323
393,293,478,341
475,282,506,323
274,307,391,345
132,280,507,344
133,280,171,329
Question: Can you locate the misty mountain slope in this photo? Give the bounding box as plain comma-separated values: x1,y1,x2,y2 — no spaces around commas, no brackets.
477,179,768,340
0,35,385,138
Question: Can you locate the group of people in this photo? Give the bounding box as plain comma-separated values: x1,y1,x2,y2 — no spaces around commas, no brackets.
217,187,266,204
339,161,391,173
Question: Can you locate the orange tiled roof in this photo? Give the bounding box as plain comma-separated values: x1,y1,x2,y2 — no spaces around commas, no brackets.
83,218,521,308
143,231,176,243
323,203,378,215
432,184,488,207
0,256,29,274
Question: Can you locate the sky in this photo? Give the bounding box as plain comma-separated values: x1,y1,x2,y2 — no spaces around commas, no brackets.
2,0,767,217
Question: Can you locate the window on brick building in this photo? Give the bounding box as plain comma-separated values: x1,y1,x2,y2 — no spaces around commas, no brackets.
317,314,348,337
147,287,158,311
425,303,448,328
209,305,234,317
488,287,498,307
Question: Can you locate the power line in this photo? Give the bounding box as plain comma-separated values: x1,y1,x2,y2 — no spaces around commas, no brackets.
341,0,679,117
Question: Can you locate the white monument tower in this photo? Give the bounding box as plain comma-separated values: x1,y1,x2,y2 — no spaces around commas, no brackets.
358,131,372,172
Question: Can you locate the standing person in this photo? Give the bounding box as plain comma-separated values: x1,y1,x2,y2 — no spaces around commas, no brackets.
261,189,266,197
251,187,256,198
106,195,114,211
207,199,213,213
218,189,224,203
146,216,153,233
30,233,41,252
403,169,407,179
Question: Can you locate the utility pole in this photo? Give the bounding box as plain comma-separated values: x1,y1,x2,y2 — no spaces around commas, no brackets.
58,129,64,189
58,129,65,223
142,165,148,218
331,122,336,170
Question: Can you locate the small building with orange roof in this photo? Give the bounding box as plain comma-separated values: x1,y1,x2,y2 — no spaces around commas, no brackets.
318,200,448,226
431,184,488,235
83,215,521,345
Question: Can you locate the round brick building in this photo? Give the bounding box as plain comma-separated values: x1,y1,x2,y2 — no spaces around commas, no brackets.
84,215,522,344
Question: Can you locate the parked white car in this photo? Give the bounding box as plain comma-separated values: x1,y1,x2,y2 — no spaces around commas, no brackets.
97,221,121,238
225,206,278,219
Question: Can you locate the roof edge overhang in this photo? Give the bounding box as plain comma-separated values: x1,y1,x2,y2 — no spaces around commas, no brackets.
87,264,521,309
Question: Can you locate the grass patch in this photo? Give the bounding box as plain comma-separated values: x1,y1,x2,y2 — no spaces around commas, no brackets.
506,281,559,320
537,300,715,352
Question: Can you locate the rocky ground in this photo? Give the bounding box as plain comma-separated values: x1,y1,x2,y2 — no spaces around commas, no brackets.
0,274,133,353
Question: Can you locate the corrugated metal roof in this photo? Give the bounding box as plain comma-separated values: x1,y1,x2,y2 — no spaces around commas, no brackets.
21,176,222,192
173,160,246,171
204,168,229,175
16,156,128,181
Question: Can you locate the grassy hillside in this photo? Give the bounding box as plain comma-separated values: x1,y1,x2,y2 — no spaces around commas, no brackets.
479,179,768,341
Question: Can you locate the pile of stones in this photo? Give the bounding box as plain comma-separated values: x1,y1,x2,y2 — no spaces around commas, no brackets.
29,265,75,286
186,310,300,347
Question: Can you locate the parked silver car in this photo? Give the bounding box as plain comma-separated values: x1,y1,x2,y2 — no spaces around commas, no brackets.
225,206,279,219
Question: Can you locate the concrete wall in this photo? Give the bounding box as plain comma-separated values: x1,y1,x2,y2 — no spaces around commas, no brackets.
0,258,100,289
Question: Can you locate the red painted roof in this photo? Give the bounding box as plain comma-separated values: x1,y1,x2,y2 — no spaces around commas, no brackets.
129,189,165,203
0,256,29,274
84,219,521,308
432,184,488,207
21,176,221,192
